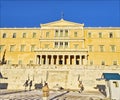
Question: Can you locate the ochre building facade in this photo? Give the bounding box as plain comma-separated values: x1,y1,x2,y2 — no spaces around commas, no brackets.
0,19,120,66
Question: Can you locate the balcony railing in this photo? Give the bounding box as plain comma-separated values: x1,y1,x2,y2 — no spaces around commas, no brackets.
35,48,88,52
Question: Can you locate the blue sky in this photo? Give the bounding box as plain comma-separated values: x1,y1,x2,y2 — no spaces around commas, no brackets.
0,0,120,27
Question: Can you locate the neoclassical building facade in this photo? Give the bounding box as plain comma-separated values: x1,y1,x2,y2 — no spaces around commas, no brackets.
0,19,120,66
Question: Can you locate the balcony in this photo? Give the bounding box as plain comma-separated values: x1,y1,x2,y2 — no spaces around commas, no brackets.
34,48,88,52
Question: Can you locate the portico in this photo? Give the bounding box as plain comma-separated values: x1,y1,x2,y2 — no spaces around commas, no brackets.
36,52,88,65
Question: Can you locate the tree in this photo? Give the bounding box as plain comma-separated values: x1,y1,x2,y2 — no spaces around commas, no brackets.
1,49,7,64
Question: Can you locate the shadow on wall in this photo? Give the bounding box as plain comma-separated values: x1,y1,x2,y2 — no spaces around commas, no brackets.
96,85,106,97
0,72,3,78
0,72,8,89
34,83,43,89
0,83,8,89
0,72,8,79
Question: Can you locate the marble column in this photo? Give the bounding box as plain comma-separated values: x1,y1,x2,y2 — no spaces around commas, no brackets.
51,55,53,65
56,55,59,65
63,55,65,65
68,55,70,65
79,55,82,65
40,55,42,65
46,55,48,65
74,55,76,65
85,55,88,65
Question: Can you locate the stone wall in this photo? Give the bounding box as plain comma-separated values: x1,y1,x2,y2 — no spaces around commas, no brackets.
0,65,120,91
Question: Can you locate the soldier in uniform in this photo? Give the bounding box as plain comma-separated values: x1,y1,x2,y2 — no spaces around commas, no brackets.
23,80,29,91
78,81,84,93
29,80,33,91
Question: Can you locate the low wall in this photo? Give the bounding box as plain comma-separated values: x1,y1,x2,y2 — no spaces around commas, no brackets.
0,65,120,91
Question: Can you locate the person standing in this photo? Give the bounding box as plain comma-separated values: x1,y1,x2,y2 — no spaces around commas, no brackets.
78,81,84,93
42,82,49,100
23,80,29,91
29,80,33,91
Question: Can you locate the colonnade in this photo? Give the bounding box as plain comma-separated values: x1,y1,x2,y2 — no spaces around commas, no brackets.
36,55,87,65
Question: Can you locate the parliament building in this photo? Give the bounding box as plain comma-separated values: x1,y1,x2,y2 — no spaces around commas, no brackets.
0,19,120,66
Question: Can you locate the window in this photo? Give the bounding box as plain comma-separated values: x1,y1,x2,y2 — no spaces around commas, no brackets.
88,32,91,38
54,42,58,48
60,42,63,48
32,32,36,38
0,45,5,52
46,32,49,37
18,60,22,65
13,33,16,38
101,61,105,65
59,59,62,65
60,30,63,37
99,45,104,52
99,32,102,38
74,44,78,49
88,45,93,52
74,32,78,37
109,32,113,38
29,60,33,64
23,33,26,38
7,60,11,65
90,61,93,65
113,61,117,65
10,45,15,52
31,45,35,51
20,45,25,52
2,33,6,38
65,42,68,48
45,44,49,48
110,45,115,52
113,81,119,87
55,42,68,48
55,30,58,37
65,30,68,37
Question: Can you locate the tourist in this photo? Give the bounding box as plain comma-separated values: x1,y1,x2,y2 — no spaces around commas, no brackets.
42,82,49,100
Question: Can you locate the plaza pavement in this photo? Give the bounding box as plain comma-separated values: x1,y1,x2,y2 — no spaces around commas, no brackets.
0,89,107,100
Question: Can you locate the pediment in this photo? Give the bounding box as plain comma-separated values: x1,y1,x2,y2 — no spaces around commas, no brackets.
40,19,84,28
